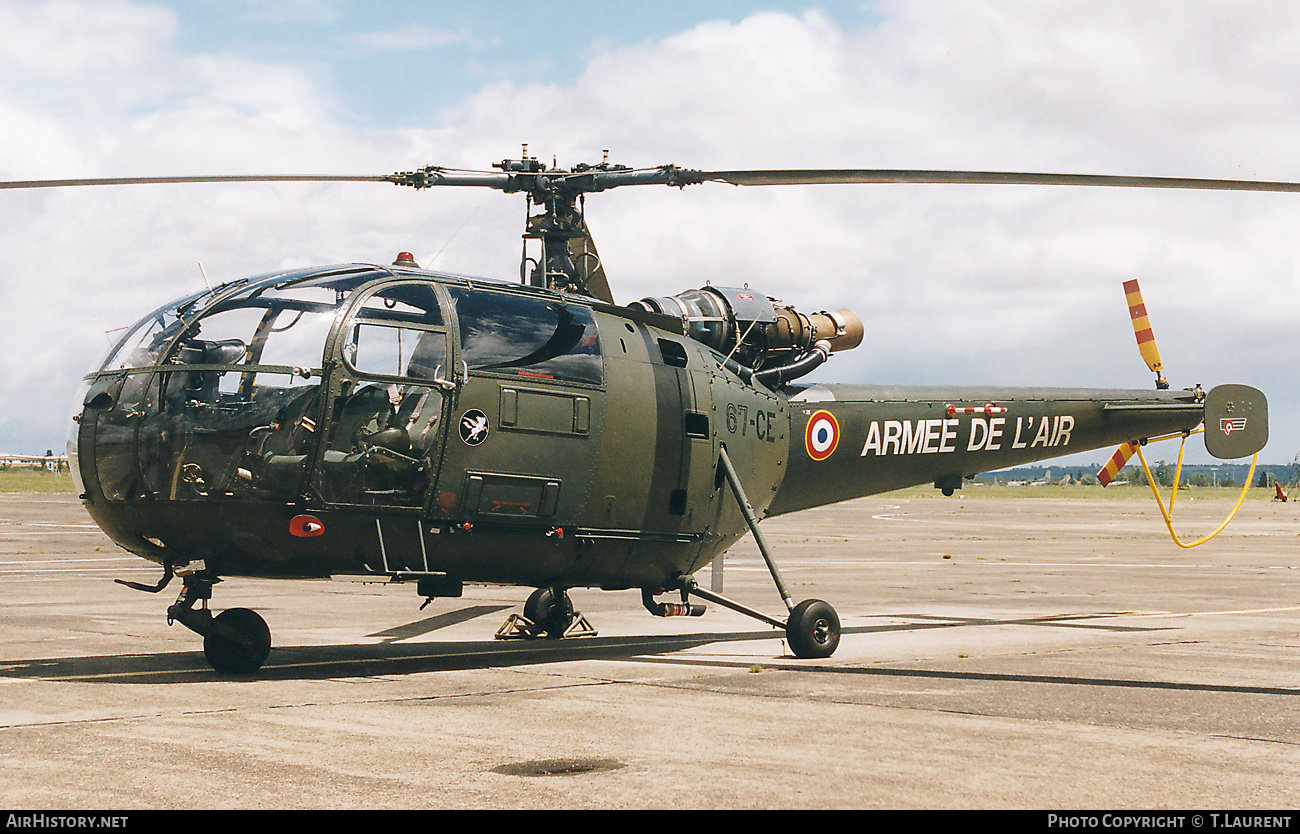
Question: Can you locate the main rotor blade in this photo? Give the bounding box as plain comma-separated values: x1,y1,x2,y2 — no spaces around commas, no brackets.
10,166,1300,197
0,174,392,190
696,169,1300,194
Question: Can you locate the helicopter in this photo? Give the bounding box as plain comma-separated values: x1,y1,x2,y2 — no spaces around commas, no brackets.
1,151,1275,674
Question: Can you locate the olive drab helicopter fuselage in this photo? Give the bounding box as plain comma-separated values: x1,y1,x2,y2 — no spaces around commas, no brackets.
73,265,788,590
14,152,1276,672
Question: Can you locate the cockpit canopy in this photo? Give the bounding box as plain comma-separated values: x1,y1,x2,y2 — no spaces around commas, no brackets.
97,267,385,376
73,264,605,506
95,265,603,386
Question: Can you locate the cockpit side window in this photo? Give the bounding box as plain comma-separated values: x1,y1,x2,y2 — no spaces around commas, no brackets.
354,283,443,327
350,324,447,381
98,290,209,371
344,284,449,381
448,287,602,385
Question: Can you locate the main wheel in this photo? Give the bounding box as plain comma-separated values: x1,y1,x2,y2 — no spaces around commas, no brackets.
203,607,272,674
524,587,574,638
786,599,840,659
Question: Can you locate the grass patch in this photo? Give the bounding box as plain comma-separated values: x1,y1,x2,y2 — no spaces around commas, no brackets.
888,483,1278,500
0,470,76,493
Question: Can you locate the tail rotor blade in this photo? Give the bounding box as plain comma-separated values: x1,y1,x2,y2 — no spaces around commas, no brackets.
1123,279,1168,389
1097,442,1138,487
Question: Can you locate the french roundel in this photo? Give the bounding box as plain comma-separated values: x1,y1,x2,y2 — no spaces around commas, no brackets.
804,410,840,461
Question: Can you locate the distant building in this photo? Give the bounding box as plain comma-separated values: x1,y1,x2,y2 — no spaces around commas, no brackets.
0,452,69,472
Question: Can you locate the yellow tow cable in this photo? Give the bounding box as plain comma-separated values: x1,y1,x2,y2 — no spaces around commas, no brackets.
1133,427,1258,548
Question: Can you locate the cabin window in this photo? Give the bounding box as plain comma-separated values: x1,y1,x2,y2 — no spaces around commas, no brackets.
354,283,444,327
657,339,688,368
448,288,602,385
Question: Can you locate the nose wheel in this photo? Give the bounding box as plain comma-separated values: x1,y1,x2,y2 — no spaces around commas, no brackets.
202,607,272,674
166,575,272,674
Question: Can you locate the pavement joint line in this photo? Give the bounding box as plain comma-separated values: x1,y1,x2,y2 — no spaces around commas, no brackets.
0,680,625,726
1104,605,1300,618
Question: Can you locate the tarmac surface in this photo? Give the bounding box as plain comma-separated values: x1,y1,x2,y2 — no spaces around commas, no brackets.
0,490,1297,809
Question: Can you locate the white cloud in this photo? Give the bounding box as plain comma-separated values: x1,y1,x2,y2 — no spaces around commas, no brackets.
346,24,474,53
0,0,176,77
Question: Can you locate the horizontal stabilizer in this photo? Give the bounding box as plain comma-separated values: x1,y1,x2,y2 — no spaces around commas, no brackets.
1203,384,1268,459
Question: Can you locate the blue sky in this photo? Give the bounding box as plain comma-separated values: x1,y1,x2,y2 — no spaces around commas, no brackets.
168,1,883,125
2,0,1300,468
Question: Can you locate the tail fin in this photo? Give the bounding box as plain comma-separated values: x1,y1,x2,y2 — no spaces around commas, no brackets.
1203,384,1268,459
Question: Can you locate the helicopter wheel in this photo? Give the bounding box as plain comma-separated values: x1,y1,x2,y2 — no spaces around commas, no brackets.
203,607,272,674
523,587,574,638
786,599,840,659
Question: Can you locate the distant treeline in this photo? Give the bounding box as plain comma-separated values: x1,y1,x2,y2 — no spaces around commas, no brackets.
978,462,1297,488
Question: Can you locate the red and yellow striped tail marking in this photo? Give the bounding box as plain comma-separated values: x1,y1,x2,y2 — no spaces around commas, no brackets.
1124,279,1164,374
1097,442,1137,487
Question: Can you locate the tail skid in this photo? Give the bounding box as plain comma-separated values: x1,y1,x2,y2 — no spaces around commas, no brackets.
1131,430,1259,548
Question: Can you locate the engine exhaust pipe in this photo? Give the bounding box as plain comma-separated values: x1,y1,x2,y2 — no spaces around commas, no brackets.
642,588,706,617
754,339,833,386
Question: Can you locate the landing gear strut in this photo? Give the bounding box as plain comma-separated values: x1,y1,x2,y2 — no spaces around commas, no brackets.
666,579,840,659
167,575,272,674
703,446,843,659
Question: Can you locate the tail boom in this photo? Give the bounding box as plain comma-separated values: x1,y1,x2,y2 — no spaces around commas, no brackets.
769,383,1208,516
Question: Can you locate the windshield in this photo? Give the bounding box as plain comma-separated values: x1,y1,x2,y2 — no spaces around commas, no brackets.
97,287,216,372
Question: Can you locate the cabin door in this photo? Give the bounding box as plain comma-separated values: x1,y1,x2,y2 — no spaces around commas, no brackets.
429,286,604,527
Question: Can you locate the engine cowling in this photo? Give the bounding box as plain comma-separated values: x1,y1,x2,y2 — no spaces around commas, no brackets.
630,286,862,372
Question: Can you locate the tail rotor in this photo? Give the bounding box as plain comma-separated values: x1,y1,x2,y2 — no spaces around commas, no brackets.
1097,279,1167,487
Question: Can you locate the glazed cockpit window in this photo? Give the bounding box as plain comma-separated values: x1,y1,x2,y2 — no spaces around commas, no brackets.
96,271,389,373
345,283,449,381
449,288,601,385
162,275,375,375
99,289,211,371
353,283,443,327
350,324,447,381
